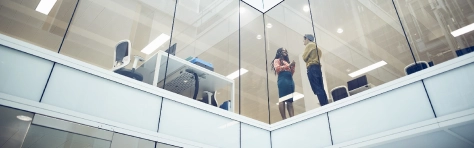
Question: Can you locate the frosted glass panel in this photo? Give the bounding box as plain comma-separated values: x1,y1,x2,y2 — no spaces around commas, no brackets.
0,45,53,101
423,63,474,116
42,64,162,131
272,114,332,148
159,99,240,148
329,81,434,144
241,124,270,148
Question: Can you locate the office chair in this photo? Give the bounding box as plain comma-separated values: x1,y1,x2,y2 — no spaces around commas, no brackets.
330,86,349,102
112,40,144,81
404,61,429,75
202,91,218,107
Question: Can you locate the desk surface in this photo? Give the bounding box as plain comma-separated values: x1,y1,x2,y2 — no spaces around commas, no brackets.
154,51,234,93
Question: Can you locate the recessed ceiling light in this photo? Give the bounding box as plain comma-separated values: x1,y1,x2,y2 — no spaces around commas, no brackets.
17,115,32,121
337,28,344,34
451,23,474,37
36,0,57,15
141,33,170,55
303,5,310,12
348,61,387,78
240,7,246,13
226,68,248,80
256,35,262,40
266,23,273,28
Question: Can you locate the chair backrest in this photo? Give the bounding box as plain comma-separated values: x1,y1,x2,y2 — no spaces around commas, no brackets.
112,40,131,71
331,86,349,102
404,61,429,75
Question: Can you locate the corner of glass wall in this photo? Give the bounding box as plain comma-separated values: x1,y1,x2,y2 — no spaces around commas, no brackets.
161,0,239,114
58,0,176,86
393,0,474,73
239,1,270,123
0,0,77,52
308,0,416,108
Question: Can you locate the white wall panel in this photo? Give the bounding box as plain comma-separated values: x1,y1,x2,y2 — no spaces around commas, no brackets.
159,99,240,148
41,64,161,131
0,45,53,101
272,114,332,148
241,123,270,148
329,81,434,144
423,63,474,116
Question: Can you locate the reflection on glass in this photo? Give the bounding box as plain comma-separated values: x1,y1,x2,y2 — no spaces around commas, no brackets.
394,0,474,71
308,0,415,111
239,2,269,123
161,0,238,113
0,0,77,52
0,105,34,147
23,125,111,148
265,0,314,123
60,0,176,78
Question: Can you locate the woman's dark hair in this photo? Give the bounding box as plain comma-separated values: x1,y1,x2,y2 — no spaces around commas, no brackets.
271,48,290,75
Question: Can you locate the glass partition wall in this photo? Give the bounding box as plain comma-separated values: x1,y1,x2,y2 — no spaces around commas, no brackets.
1,0,473,124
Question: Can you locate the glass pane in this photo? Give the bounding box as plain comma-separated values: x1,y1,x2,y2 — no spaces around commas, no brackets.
394,0,474,72
160,0,238,112
0,105,34,148
60,0,176,84
0,0,77,52
309,0,415,107
264,0,314,123
110,133,154,148
23,125,111,148
239,2,269,123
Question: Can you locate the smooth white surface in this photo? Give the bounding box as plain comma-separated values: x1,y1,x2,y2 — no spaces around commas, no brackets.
241,124,271,148
41,64,162,131
329,81,434,144
35,0,57,15
263,0,283,12
272,114,332,148
159,99,240,148
0,45,53,102
371,131,472,148
424,63,474,116
241,0,264,12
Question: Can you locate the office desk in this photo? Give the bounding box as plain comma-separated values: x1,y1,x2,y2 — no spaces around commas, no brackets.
153,51,235,112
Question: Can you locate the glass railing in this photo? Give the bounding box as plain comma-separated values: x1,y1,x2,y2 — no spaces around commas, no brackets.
0,0,473,124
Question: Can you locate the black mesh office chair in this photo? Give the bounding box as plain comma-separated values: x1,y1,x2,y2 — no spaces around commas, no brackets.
112,40,144,81
331,86,349,102
404,61,429,75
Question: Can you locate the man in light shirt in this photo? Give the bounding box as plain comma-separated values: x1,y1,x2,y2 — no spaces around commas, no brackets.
302,34,328,106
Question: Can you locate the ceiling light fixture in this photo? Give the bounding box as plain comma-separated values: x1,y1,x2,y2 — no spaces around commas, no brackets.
303,5,310,12
276,92,304,105
141,33,170,55
256,35,262,40
451,23,474,37
240,7,246,13
337,28,344,34
36,0,57,15
348,61,387,78
17,115,32,121
226,68,248,80
266,23,273,28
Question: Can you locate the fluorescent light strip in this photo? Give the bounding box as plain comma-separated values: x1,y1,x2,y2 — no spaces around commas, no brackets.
349,61,387,78
36,0,57,15
276,92,304,105
226,68,248,80
141,34,170,55
451,23,474,37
